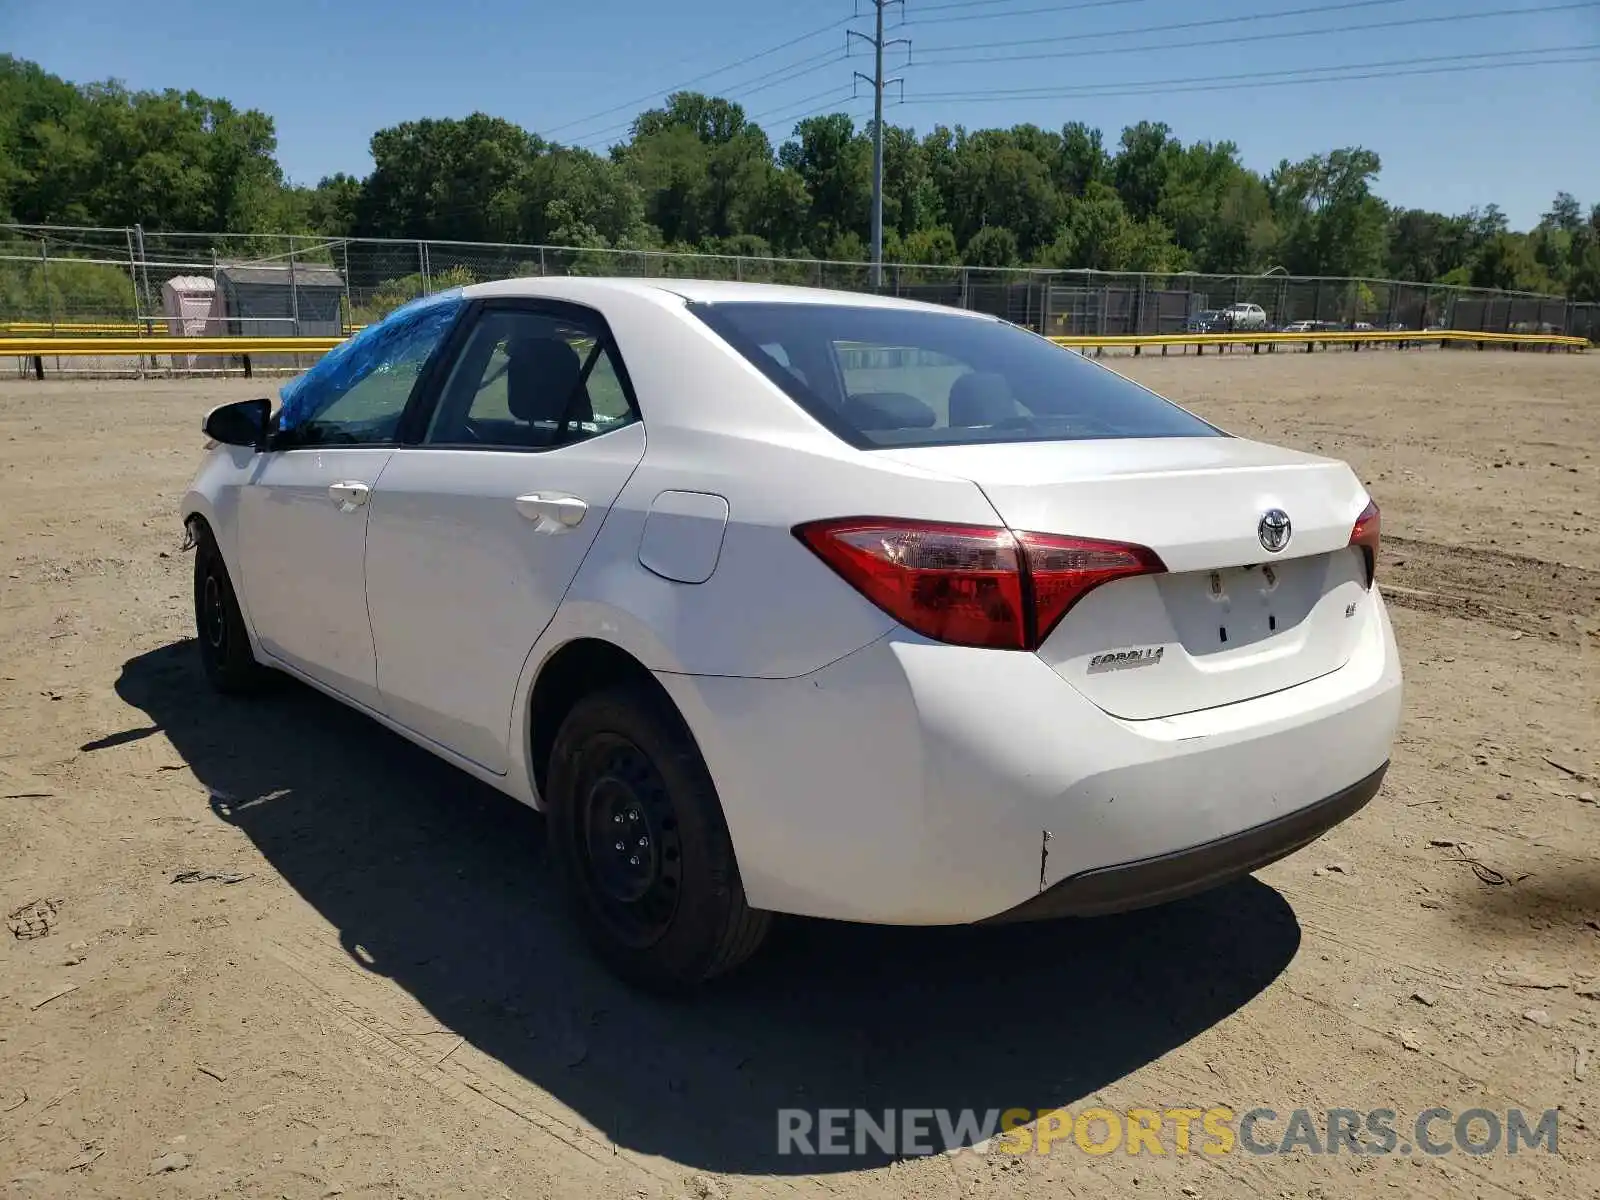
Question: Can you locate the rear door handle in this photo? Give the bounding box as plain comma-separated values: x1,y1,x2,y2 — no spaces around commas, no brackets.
515,493,588,529
328,481,371,511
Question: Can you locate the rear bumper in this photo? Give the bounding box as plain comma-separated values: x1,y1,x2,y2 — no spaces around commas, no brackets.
983,761,1387,922
657,588,1402,926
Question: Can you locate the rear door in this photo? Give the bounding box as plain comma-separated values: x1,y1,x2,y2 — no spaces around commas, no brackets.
363,301,647,773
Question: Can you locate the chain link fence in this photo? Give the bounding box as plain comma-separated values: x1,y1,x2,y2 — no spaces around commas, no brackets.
4,223,1596,367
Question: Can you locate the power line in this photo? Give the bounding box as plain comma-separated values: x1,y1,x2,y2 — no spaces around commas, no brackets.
540,16,853,138
914,0,1600,58
570,49,849,149
748,87,862,127
902,0,1301,24
783,96,878,131
912,44,1600,96
901,47,1600,103
915,0,1399,54
752,92,872,133
725,49,851,102
911,0,1155,14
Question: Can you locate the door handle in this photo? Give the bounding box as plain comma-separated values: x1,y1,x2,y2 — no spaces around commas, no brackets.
515,493,588,529
328,481,371,512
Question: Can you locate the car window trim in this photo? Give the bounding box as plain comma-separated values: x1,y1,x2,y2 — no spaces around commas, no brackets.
397,296,644,454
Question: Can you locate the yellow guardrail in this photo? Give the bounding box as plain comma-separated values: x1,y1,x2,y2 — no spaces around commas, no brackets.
1050,328,1589,350
3,336,345,355
4,322,160,335
2,322,366,336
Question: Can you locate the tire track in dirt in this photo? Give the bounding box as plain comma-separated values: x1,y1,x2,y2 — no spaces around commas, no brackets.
266,935,662,1186
1380,536,1600,631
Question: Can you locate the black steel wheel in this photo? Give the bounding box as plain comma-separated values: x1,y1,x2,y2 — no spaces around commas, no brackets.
547,683,770,990
575,733,684,947
191,522,271,694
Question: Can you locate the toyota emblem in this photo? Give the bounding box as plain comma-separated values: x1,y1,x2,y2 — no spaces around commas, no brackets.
1258,509,1292,553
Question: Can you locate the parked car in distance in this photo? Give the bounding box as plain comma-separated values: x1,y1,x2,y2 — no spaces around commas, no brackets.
1221,302,1269,331
1186,309,1223,332
184,279,1402,990
1282,320,1316,333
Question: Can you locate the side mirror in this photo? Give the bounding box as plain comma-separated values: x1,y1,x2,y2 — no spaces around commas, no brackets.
202,398,271,450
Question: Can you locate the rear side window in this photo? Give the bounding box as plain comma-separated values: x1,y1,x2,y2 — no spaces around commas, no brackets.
688,302,1221,448
424,307,638,450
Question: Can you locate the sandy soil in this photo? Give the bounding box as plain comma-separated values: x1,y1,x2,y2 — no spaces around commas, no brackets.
1,351,1597,1200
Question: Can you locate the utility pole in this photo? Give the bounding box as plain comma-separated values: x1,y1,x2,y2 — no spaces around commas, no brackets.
849,1,907,289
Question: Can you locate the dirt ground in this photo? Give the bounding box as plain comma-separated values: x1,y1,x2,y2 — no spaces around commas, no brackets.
1,350,1597,1200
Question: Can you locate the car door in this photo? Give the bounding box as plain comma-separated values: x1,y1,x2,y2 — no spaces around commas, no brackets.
363,300,648,773
236,299,460,708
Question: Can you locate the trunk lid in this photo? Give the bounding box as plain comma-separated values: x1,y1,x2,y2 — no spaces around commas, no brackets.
879,437,1373,719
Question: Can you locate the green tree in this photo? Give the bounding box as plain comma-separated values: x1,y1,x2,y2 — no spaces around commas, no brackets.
305,174,362,238
944,129,1061,260
1044,181,1183,272
962,225,1019,267
0,57,286,231
1268,148,1388,277
779,114,870,253
1111,121,1177,222
897,225,960,265
1385,208,1474,283
1056,121,1107,197
356,113,544,241
520,148,649,248
1203,173,1277,273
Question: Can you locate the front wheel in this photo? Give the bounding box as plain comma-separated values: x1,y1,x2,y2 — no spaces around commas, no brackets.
192,524,271,694
546,684,770,991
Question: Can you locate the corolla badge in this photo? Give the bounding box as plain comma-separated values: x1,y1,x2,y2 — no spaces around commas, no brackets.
1258,508,1292,553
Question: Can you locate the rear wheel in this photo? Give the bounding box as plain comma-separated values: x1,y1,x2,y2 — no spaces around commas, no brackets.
192,524,271,694
546,683,769,991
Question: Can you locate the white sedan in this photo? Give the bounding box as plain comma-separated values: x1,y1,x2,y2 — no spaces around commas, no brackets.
183,278,1402,989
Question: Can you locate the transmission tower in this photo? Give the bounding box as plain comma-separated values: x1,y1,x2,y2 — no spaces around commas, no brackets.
849,1,908,288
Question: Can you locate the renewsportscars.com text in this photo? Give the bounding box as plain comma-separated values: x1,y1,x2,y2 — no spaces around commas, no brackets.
776,1106,1560,1158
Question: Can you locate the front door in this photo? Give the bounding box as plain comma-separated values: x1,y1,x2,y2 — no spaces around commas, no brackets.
239,448,395,705
364,302,647,773
238,297,461,707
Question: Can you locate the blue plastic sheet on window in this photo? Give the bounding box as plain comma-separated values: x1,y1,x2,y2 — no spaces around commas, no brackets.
277,288,465,431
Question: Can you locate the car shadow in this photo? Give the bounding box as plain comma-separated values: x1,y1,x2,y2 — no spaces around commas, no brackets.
113,640,1302,1175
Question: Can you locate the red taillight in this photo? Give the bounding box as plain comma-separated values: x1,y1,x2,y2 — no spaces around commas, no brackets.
794,518,1164,651
1349,499,1380,586
795,519,1027,649
1020,531,1167,644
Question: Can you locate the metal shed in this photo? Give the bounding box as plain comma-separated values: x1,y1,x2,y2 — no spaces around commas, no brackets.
213,263,344,338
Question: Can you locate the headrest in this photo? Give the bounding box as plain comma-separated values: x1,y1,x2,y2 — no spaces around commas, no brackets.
505,337,584,424
948,372,1017,427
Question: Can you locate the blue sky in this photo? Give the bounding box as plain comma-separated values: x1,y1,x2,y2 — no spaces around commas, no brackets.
5,0,1598,228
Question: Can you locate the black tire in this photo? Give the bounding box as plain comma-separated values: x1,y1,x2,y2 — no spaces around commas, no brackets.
192,524,272,695
546,683,770,991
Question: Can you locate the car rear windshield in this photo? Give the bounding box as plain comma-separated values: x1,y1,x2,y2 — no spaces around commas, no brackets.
688,300,1222,448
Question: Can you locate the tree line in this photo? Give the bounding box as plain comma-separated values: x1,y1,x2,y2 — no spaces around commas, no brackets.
3,54,1598,299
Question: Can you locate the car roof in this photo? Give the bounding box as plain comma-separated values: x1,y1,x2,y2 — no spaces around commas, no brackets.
462,274,993,316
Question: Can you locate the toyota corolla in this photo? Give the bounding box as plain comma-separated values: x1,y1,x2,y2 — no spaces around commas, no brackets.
182,278,1402,989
